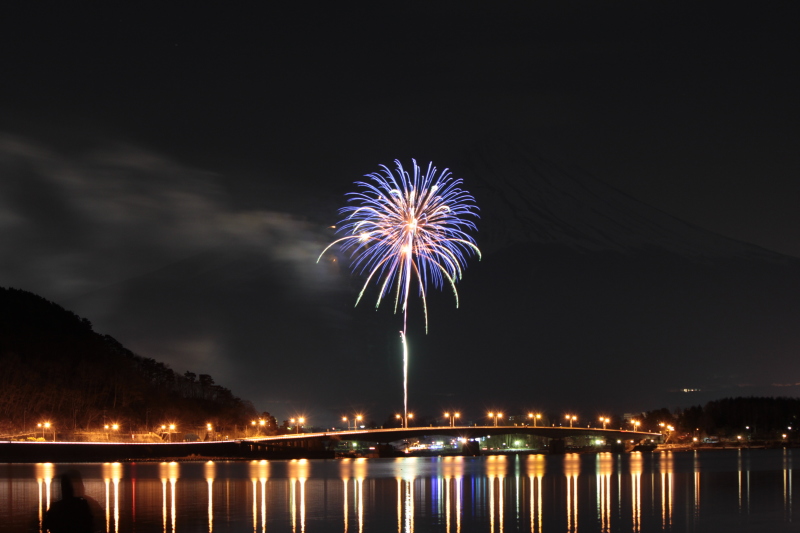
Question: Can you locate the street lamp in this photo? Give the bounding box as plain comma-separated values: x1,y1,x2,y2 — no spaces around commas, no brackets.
444,412,460,427
488,412,502,427
599,417,610,430
162,423,175,442
630,420,641,432
565,415,577,428
290,417,305,434
528,413,542,427
396,412,414,428
38,422,53,440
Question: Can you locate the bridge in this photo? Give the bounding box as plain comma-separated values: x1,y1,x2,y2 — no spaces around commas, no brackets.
242,425,662,456
0,426,662,462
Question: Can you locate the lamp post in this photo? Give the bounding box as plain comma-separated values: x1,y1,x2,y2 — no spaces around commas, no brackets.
488,412,502,427
630,420,641,432
444,412,460,427
599,417,610,430
396,413,413,428
347,414,364,430
565,415,577,428
528,413,542,427
38,422,53,440
290,417,305,434
38,422,53,441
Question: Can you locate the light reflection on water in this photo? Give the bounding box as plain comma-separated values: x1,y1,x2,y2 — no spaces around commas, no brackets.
2,449,799,532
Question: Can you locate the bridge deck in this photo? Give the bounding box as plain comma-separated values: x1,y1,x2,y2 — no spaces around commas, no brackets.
246,425,661,444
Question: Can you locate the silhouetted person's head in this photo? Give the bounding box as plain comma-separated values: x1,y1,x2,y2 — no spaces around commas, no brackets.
43,469,94,533
59,470,85,499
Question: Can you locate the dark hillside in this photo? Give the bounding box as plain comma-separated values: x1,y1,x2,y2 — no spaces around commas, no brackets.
0,287,261,438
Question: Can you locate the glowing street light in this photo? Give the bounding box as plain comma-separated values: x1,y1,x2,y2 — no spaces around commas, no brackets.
38,422,53,440
528,413,542,427
630,420,641,432
443,412,460,427
396,412,413,428
344,415,364,430
289,417,305,434
160,423,176,442
488,412,503,427
599,417,610,430
565,415,577,428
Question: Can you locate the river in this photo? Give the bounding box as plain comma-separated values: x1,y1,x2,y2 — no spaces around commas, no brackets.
2,448,797,532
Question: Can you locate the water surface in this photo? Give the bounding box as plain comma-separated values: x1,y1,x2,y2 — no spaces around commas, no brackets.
2,448,797,532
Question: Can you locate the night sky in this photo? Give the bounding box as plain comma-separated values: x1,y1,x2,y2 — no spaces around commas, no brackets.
2,3,799,426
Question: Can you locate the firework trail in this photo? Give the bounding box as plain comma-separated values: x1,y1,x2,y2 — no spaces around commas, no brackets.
319,159,480,425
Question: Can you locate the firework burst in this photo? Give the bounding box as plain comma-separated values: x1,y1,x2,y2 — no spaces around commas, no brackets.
319,159,480,424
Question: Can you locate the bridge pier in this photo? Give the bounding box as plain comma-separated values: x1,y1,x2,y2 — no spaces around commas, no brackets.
461,440,481,456
548,438,566,454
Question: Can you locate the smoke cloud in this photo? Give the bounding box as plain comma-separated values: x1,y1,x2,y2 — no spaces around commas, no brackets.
0,133,329,303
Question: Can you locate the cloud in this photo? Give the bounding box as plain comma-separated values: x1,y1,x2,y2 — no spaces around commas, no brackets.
0,133,329,301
